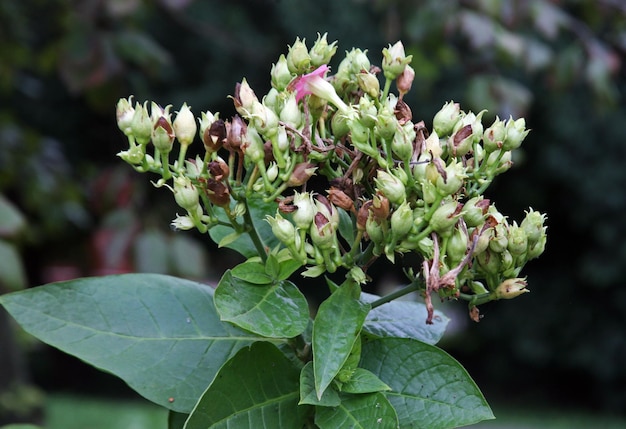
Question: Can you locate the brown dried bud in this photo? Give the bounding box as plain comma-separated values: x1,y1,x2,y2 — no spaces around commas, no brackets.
206,178,231,207
328,187,355,212
396,64,415,98
287,162,317,187
224,115,247,151
370,192,390,221
357,200,372,231
394,99,412,125
203,119,226,153
278,195,296,214
208,158,230,181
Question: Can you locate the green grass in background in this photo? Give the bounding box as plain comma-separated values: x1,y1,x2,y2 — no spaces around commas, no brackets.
45,395,167,429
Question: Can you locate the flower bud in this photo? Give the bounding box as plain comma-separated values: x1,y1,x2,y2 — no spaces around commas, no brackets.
432,101,460,137
286,37,311,75
171,214,196,231
447,227,469,264
396,64,415,97
309,32,338,67
520,208,547,245
292,191,315,229
280,93,303,128
494,278,529,299
391,122,414,162
152,115,175,154
366,216,384,245
374,170,406,205
390,201,413,239
463,197,490,227
502,117,529,151
241,126,265,164
429,200,463,235
489,223,509,253
173,103,197,146
526,234,546,260
172,176,199,212
117,145,144,165
131,102,152,145
482,116,506,153
357,96,378,129
266,214,297,246
266,162,278,182
233,79,259,116
331,111,351,138
116,96,135,136
476,248,501,275
507,221,528,256
449,124,473,157
251,101,279,138
436,160,466,196
357,71,380,98
314,195,340,229
271,54,293,91
310,212,335,250
375,100,397,141
423,131,443,158
382,41,413,80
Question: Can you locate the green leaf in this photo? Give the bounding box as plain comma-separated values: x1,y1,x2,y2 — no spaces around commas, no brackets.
0,239,27,291
337,207,355,244
299,362,341,407
360,292,449,345
215,271,309,338
341,368,391,394
209,197,279,258
184,341,310,429
264,252,280,279
231,261,273,284
0,273,259,413
360,337,494,428
0,195,26,238
313,281,370,400
315,392,398,429
275,249,303,280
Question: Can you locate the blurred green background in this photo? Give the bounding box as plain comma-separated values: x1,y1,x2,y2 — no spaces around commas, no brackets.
1,0,625,427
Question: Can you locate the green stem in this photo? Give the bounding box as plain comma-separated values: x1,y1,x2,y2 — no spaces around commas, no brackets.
459,291,496,306
370,279,423,309
243,199,268,262
381,78,393,102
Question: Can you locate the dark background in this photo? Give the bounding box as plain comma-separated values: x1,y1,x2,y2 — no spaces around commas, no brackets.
1,0,625,422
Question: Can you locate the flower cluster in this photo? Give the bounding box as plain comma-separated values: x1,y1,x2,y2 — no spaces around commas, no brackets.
116,33,547,321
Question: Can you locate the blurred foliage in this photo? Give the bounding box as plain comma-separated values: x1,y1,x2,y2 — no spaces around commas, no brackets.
1,0,626,416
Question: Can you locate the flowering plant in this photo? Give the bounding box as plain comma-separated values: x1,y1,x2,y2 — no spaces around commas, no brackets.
1,34,546,428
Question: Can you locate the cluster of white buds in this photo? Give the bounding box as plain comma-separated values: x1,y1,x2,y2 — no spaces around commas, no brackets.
116,34,547,320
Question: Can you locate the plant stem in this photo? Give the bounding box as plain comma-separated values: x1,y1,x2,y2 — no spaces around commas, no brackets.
370,279,423,309
243,199,268,262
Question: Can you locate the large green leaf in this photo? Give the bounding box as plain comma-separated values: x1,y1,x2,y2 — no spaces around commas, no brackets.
313,281,370,400
208,196,280,258
360,337,494,428
361,292,449,345
315,392,398,429
184,341,310,429
0,274,260,413
215,270,309,338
